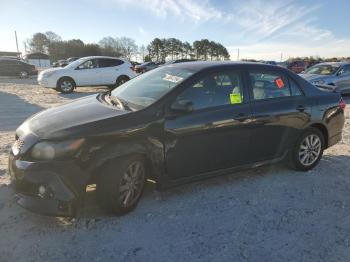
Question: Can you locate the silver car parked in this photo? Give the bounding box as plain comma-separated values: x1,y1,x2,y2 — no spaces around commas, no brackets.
299,62,350,95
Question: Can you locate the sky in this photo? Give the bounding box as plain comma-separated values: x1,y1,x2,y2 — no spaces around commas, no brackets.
1,0,350,60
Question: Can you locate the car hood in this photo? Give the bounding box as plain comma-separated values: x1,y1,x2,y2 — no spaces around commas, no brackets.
40,67,66,75
17,94,130,140
299,73,329,82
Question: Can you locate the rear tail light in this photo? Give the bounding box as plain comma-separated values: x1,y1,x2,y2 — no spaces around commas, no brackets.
339,98,346,110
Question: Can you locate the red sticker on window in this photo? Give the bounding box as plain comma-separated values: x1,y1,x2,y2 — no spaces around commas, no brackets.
275,78,285,89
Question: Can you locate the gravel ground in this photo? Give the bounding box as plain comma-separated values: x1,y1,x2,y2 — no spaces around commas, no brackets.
0,78,350,262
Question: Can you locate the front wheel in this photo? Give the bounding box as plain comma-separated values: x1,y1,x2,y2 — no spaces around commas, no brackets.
57,78,75,93
96,155,146,215
289,127,325,171
19,71,28,78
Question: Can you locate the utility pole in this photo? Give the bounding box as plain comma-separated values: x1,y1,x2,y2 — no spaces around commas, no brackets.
237,48,240,61
280,52,283,62
15,30,20,55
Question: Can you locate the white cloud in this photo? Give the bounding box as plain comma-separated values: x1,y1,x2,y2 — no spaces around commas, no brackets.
102,0,350,59
228,0,350,59
112,0,223,22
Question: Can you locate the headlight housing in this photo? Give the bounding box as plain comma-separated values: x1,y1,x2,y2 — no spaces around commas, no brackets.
312,80,325,85
44,71,56,78
30,139,84,160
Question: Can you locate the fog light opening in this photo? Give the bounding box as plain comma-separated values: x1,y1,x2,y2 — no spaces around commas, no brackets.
38,185,53,198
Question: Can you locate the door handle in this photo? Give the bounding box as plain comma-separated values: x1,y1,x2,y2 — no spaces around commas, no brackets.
296,105,305,112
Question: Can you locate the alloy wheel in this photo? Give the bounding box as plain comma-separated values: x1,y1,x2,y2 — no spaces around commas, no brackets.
119,161,145,208
60,80,73,92
298,134,322,166
19,71,28,78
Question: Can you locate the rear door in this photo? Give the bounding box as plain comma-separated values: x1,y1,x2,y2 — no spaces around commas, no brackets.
164,69,254,180
247,69,311,162
97,58,124,85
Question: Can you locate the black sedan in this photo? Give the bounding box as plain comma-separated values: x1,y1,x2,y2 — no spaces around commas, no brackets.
9,62,345,216
0,58,37,78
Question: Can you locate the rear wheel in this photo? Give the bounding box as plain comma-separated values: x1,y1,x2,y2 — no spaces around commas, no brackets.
115,75,130,88
57,78,75,93
289,127,325,171
96,155,146,215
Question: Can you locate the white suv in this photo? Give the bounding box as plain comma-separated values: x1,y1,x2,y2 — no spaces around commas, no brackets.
38,56,137,93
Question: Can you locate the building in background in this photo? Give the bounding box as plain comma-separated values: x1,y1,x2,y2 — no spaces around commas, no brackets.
25,52,50,69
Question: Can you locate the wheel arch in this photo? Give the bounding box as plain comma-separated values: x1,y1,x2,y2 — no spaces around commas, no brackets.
309,123,329,148
88,141,164,183
117,75,130,81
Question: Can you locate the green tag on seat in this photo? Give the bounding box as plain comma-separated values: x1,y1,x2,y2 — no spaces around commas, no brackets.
230,93,242,104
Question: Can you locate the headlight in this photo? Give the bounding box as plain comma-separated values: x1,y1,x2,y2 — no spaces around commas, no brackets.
44,71,56,78
31,139,84,160
312,80,325,85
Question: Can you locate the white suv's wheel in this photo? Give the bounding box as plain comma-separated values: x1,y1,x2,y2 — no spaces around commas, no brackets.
57,78,75,93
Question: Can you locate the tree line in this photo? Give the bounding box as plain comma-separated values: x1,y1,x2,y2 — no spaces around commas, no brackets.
147,38,230,62
25,32,230,62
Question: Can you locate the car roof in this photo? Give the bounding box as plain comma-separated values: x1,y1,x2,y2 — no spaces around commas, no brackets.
165,61,283,71
314,61,350,66
80,56,127,61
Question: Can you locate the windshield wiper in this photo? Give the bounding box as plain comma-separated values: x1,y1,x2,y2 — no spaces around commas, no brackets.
118,97,133,111
107,94,133,111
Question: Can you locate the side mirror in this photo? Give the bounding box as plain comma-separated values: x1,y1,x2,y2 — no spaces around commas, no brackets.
170,99,193,114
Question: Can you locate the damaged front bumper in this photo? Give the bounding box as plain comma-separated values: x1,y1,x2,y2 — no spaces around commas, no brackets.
8,153,88,217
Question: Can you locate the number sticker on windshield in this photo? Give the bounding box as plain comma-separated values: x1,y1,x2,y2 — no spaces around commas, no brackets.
163,74,183,83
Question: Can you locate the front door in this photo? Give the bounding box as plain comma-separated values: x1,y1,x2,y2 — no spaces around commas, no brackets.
164,70,254,180
73,59,101,86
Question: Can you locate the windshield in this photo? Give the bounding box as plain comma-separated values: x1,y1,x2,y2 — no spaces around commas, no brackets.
111,66,197,110
65,58,88,69
305,64,340,75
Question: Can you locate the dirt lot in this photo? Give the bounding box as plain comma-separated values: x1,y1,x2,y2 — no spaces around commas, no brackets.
0,78,350,262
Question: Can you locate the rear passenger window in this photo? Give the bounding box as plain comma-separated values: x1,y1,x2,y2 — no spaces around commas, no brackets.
289,78,303,96
176,72,243,110
98,59,124,68
249,71,304,100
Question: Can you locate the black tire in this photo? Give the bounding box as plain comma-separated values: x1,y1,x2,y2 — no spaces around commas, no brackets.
57,77,75,93
289,127,325,171
115,75,130,88
96,155,146,215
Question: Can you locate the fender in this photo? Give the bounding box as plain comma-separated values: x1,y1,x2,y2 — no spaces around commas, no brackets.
86,137,166,186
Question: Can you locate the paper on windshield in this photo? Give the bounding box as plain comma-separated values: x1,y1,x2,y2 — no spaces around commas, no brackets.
163,74,183,83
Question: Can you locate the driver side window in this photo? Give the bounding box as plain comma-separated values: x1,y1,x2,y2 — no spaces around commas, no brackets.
77,59,97,70
175,71,243,111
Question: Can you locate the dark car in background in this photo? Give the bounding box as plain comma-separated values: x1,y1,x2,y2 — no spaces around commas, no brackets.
300,62,350,95
163,59,197,65
134,61,161,73
0,58,37,78
287,60,308,73
66,57,79,63
9,62,345,217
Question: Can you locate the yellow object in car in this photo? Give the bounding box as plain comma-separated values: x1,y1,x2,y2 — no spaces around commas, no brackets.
230,93,242,104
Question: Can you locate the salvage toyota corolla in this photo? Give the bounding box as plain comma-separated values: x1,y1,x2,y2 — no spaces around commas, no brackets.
9,62,345,217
